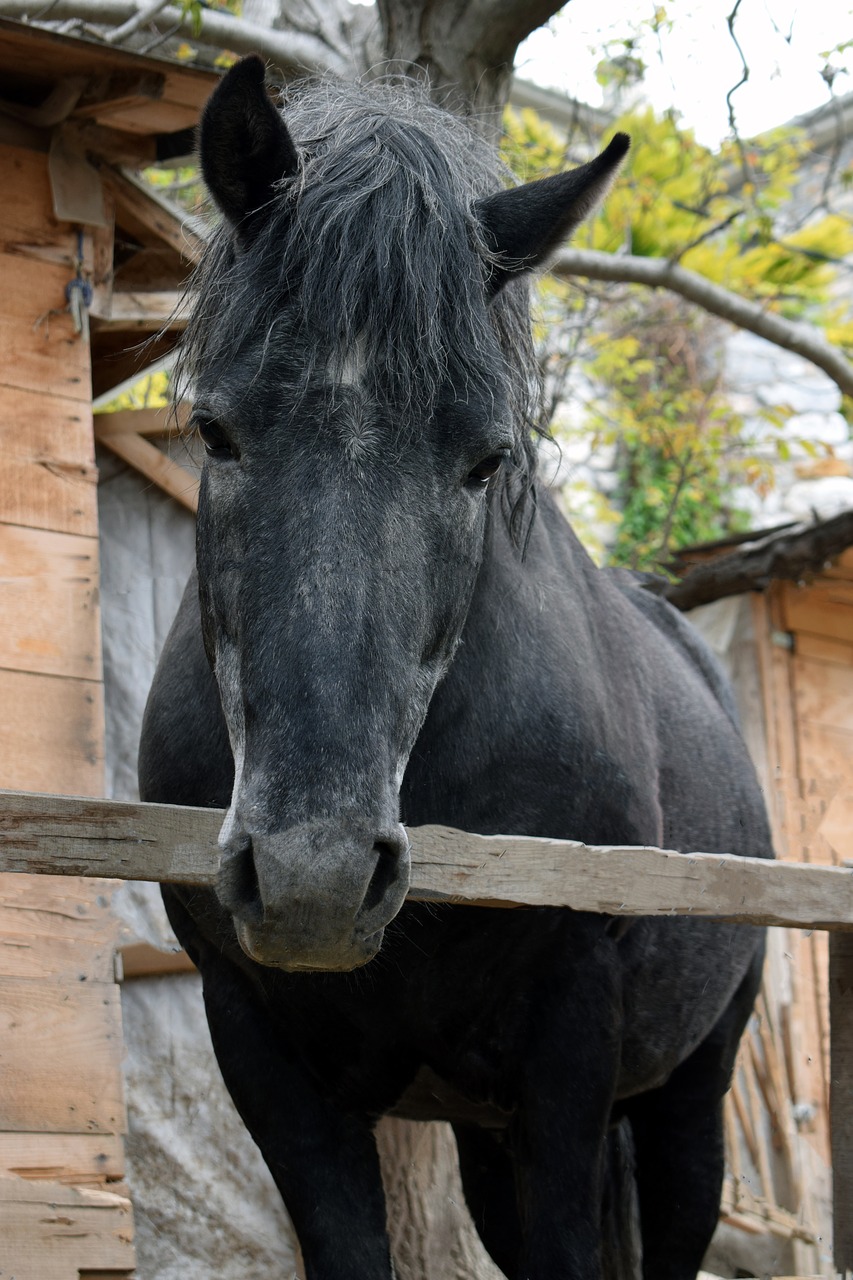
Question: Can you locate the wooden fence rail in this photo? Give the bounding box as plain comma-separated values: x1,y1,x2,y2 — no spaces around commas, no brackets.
2,788,853,929
1,786,852,1270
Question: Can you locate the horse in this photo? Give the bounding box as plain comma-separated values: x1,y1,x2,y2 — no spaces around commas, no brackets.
138,55,772,1280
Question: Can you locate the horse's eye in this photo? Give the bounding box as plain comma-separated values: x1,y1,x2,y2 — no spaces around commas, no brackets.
196,419,236,460
466,451,508,488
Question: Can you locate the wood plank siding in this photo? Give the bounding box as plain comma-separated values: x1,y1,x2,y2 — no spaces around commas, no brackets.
0,133,134,1278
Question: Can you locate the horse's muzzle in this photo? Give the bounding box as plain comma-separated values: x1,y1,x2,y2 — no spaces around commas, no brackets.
216,816,411,971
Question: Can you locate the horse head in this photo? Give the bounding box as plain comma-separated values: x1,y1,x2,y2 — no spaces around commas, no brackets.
186,56,627,971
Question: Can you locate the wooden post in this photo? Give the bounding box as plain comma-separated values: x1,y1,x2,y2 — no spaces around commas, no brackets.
830,931,853,1272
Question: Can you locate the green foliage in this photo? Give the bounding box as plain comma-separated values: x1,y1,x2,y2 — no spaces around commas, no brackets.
585,298,752,569
97,372,172,415
500,101,853,570
142,162,205,216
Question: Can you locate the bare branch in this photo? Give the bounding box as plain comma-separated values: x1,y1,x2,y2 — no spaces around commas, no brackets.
669,210,742,263
725,0,754,187
103,0,167,42
552,247,853,398
1,0,350,75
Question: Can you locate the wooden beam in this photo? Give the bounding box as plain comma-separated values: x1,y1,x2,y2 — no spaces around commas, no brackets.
63,118,157,168
89,288,189,331
101,166,205,263
2,790,853,930
72,71,166,122
94,421,198,513
830,931,853,1270
94,403,190,437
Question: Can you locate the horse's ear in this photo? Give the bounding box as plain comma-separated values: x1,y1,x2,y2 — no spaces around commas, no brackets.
199,55,298,237
475,133,630,295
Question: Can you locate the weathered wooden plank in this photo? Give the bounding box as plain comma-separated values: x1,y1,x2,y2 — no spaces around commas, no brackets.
0,1174,135,1279
0,524,101,680
0,314,90,403
72,69,166,122
0,385,93,463
782,580,853,645
0,385,97,536
94,402,190,436
0,1132,125,1186
0,874,117,982
0,141,69,247
90,287,189,330
0,254,91,402
0,252,87,325
95,98,201,136
2,790,853,929
101,165,205,262
0,460,97,539
0,673,104,795
830,931,853,1271
95,424,198,512
795,655,853,734
795,631,853,669
0,978,126,1133
0,330,89,404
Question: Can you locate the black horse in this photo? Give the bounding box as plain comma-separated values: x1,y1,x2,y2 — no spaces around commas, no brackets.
139,56,771,1280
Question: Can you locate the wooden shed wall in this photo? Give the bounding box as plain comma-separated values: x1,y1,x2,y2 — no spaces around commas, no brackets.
752,555,853,1224
0,138,135,1278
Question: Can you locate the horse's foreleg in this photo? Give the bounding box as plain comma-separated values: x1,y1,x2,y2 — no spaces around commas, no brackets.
453,1122,523,1277
626,949,764,1280
512,958,622,1280
199,960,393,1280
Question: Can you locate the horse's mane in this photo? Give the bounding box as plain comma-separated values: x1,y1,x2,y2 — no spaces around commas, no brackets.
177,77,546,544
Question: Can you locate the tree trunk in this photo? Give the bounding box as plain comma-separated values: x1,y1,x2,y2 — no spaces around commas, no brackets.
376,1118,507,1280
376,0,565,133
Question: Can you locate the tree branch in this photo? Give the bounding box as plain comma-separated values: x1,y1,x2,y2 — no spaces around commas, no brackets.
648,511,853,611
552,247,853,398
2,0,350,75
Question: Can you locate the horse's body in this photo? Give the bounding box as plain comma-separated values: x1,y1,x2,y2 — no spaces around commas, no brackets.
139,58,772,1280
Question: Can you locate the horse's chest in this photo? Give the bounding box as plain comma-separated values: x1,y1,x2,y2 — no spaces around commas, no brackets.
390,1066,513,1128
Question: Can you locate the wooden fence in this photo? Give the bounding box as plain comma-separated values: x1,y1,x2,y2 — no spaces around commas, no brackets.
1,786,852,1272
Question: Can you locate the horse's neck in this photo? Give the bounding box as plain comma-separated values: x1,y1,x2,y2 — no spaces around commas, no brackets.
405,488,664,839
429,485,621,743
474,485,606,655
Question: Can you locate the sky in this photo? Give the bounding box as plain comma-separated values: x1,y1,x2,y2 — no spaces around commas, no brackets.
515,0,853,145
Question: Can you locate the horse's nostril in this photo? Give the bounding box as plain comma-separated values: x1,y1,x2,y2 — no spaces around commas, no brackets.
360,840,401,916
220,837,263,924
